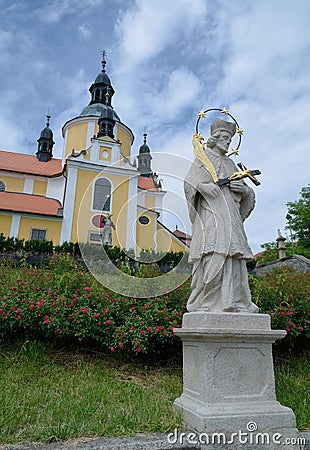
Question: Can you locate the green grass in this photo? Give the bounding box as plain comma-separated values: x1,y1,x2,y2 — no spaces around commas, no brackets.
275,352,310,431
0,342,308,445
0,341,183,445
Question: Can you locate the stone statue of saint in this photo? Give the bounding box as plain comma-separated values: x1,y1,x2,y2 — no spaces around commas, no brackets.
102,214,115,246
184,118,259,313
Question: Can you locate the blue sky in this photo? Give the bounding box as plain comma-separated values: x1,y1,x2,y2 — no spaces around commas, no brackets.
0,0,309,253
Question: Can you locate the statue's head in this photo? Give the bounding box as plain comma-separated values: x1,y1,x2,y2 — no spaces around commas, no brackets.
210,118,236,137
207,118,236,155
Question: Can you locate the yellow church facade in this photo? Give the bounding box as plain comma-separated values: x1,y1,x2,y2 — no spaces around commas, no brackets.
0,55,188,255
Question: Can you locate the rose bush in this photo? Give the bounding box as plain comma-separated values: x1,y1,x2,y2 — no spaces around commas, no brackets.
249,269,310,349
0,258,189,358
0,257,309,356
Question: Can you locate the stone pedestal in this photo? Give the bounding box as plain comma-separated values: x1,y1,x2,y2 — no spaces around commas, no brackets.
174,312,298,448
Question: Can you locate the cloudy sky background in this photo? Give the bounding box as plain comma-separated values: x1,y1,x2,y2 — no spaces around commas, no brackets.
0,0,309,253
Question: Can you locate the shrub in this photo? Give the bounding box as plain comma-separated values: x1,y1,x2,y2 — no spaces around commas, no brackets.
0,261,308,357
249,268,310,349
0,261,187,359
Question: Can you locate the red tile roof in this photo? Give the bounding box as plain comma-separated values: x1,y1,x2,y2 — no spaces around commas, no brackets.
0,150,63,177
173,229,192,246
138,176,158,191
0,192,63,216
173,229,192,239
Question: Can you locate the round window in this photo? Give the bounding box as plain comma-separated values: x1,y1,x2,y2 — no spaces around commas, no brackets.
139,216,150,225
91,214,106,228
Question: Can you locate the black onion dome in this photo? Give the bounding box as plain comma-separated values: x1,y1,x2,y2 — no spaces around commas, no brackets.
40,126,53,139
80,53,119,119
139,133,150,153
80,103,120,120
139,143,151,154
94,71,111,85
101,105,115,120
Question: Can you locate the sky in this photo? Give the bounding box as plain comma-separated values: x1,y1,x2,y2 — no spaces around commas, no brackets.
0,0,309,253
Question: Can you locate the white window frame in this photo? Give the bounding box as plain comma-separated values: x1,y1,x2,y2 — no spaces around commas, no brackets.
30,228,47,241
92,177,113,212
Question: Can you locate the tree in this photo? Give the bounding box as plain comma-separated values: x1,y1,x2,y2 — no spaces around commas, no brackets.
286,184,310,249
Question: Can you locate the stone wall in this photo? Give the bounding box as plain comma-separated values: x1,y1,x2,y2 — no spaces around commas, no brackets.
254,255,310,277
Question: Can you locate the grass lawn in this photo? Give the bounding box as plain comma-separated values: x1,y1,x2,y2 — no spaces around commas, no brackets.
0,341,309,445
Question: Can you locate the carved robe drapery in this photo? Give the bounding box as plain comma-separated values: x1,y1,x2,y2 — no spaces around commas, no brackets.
184,149,259,313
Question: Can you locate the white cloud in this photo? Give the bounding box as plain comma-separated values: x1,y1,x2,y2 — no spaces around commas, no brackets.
0,115,26,153
78,24,92,40
34,0,104,23
115,0,207,70
0,30,13,62
149,68,201,121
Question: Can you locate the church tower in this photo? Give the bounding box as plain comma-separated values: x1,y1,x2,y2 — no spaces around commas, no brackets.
36,114,55,162
137,133,152,177
60,52,137,249
97,87,116,139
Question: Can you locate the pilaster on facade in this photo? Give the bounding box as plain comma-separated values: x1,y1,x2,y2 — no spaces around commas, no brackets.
10,214,21,238
23,178,35,194
60,165,78,244
125,175,139,250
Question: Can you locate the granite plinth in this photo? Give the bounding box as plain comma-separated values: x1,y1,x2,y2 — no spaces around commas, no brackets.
174,312,298,449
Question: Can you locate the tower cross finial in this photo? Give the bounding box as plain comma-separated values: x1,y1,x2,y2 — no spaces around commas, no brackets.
101,49,107,72
143,126,148,144
46,107,51,127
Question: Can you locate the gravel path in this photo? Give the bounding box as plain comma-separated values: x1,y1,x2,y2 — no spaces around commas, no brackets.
1,431,309,450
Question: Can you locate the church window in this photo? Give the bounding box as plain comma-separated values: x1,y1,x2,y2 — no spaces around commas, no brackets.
0,181,5,192
93,178,111,211
31,228,47,241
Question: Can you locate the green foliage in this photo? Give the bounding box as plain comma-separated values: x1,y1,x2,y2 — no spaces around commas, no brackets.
257,239,310,266
0,237,185,278
0,259,309,355
0,261,186,358
249,268,310,350
24,239,54,254
54,241,81,256
293,244,310,259
256,241,278,265
0,233,24,252
287,184,310,248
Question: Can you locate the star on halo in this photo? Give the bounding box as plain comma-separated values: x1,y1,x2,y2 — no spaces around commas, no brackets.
198,110,206,118
229,148,239,157
221,107,229,115
237,127,244,135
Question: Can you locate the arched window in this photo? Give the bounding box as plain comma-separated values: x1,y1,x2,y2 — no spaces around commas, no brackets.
93,178,111,211
95,89,100,101
0,181,5,192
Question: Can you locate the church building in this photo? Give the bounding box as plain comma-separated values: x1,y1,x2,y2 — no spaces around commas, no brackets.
0,55,187,255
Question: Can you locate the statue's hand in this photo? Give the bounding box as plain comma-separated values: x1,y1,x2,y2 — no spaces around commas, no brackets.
198,182,221,199
229,181,246,195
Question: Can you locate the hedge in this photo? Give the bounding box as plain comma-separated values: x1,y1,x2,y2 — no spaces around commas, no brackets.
0,254,309,357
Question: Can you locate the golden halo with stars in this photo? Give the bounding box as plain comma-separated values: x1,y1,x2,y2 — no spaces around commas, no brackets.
196,107,243,157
